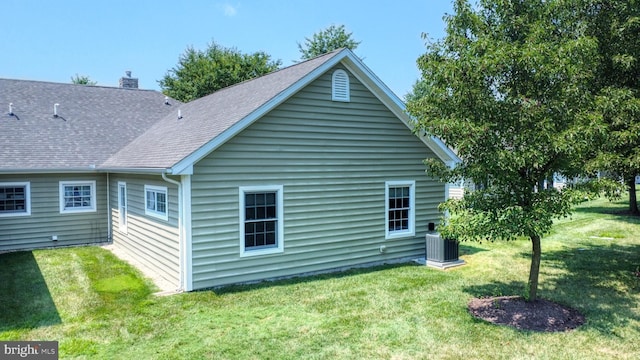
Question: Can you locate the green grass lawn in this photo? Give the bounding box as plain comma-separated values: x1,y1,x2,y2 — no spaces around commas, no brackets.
1,197,639,359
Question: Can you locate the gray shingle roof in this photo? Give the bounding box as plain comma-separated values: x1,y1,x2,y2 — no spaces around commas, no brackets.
0,79,178,171
3,49,458,174
101,50,344,171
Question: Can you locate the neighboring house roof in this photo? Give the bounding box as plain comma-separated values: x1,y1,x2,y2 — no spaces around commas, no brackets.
103,48,458,174
0,79,179,172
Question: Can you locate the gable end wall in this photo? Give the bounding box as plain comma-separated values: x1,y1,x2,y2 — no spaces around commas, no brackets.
190,66,445,289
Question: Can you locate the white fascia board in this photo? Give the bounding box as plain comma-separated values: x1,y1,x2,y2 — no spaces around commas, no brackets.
429,136,460,164
340,52,408,120
169,51,349,175
168,164,193,176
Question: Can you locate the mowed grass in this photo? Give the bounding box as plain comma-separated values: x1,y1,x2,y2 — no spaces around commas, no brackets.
1,197,639,359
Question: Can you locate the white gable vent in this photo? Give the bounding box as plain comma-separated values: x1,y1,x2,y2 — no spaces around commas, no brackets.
332,69,350,102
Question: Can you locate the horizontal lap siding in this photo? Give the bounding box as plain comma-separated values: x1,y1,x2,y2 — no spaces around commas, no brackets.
0,173,108,251
191,67,444,288
109,174,180,289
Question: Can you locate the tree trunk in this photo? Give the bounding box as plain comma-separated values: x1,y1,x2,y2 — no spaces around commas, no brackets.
528,234,542,302
627,177,639,215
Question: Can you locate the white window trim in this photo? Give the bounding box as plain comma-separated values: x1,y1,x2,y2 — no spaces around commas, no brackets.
118,182,127,233
59,180,96,214
385,180,416,239
332,69,350,102
239,185,284,257
144,185,168,221
0,182,31,217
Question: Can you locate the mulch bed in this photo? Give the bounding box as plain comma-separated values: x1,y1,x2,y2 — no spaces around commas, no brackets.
468,296,585,332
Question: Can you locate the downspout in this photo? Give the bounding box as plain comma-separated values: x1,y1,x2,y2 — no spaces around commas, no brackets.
162,172,184,292
106,173,112,242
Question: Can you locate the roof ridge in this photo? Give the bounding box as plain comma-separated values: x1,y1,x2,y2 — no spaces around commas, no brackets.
257,48,344,78
0,77,162,93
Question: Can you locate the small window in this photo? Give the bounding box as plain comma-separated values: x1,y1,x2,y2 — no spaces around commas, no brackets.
332,69,350,102
0,182,31,217
385,181,416,239
118,182,127,233
239,185,284,257
59,181,96,213
145,185,168,221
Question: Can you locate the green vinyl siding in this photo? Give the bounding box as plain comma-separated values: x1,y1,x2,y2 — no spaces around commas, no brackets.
109,174,180,289
190,66,445,289
0,173,108,251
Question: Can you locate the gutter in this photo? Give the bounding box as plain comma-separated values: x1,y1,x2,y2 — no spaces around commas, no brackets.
96,167,169,175
0,167,169,175
0,168,102,174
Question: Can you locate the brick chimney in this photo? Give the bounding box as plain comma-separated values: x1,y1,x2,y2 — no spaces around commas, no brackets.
119,71,139,89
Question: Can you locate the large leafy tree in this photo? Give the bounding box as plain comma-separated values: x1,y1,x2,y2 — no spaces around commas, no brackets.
159,41,281,102
585,0,640,214
298,25,361,60
406,0,600,301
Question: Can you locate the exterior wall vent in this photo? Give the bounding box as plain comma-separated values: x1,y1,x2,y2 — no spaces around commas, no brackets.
331,69,350,102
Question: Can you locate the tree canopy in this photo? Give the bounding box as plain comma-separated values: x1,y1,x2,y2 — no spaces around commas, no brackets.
584,0,640,214
297,25,361,60
159,41,281,102
406,0,600,301
71,74,96,85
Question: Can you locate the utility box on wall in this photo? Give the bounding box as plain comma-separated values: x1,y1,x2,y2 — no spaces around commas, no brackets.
425,233,465,269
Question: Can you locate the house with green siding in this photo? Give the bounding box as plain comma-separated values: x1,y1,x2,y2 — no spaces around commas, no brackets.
1,49,457,291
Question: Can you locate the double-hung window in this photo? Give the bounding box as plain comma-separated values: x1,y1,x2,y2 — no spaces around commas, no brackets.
239,185,284,257
59,181,96,213
0,182,30,217
144,185,168,221
385,181,415,239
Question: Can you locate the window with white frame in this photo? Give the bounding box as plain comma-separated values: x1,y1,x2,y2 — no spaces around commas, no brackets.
385,181,416,239
332,69,350,102
144,185,168,221
239,185,284,257
0,182,31,217
118,182,127,232
59,181,96,213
